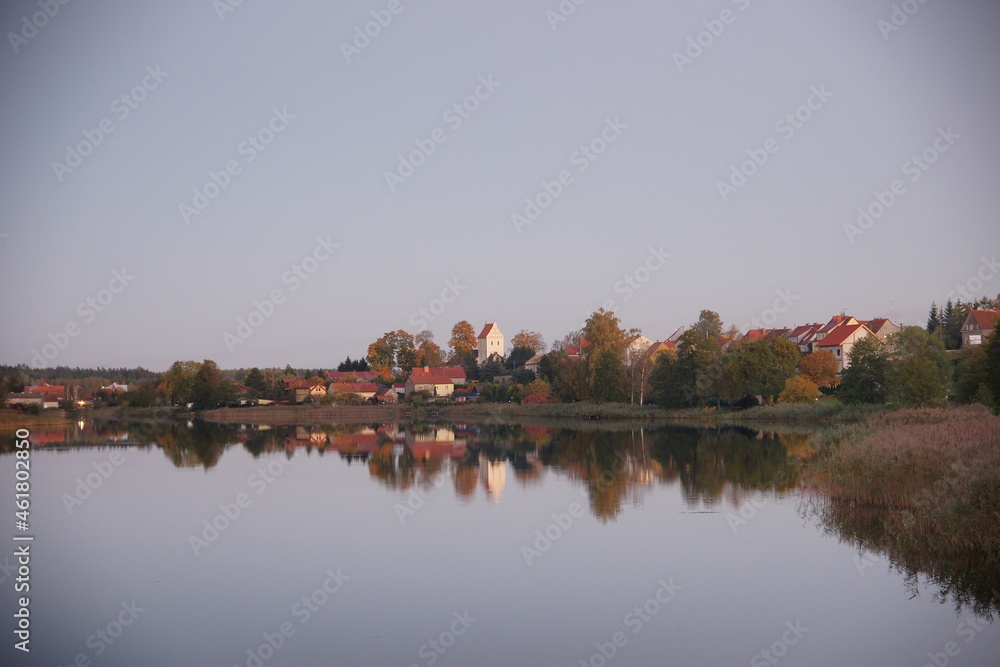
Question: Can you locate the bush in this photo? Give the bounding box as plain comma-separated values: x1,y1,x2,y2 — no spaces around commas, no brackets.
779,375,819,404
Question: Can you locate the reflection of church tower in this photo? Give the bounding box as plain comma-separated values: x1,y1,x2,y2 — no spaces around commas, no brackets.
479,454,506,503
477,322,504,366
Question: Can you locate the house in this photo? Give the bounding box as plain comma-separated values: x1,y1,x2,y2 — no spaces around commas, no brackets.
815,323,882,371
405,369,454,398
812,316,858,345
565,339,591,360
961,310,996,347
5,393,45,409
788,323,824,353
26,382,65,405
289,381,328,403
328,382,379,400
375,388,397,404
646,340,676,360
477,322,505,365
524,354,543,378
101,382,129,394
413,366,466,385
453,386,481,402
741,329,773,343
861,318,902,340
324,370,380,382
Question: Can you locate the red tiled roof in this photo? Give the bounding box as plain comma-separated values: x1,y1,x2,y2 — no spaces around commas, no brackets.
414,366,466,380
968,310,997,330
26,384,65,398
816,324,877,348
408,371,453,386
478,322,500,339
742,329,772,343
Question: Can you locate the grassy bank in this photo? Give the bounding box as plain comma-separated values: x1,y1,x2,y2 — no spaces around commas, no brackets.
0,409,72,430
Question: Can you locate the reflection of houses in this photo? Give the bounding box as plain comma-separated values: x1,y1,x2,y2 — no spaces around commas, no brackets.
406,427,467,459
961,310,996,347
405,368,454,398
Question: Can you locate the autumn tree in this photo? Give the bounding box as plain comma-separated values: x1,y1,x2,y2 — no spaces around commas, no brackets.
415,339,445,368
367,330,417,379
778,375,819,404
448,321,477,356
510,330,547,354
690,309,723,339
582,309,630,402
160,361,200,404
189,360,234,410
798,351,839,389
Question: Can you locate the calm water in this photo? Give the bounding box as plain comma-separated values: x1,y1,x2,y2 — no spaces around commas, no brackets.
1,419,998,667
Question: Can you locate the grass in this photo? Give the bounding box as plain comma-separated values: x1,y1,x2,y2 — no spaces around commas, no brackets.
0,409,72,430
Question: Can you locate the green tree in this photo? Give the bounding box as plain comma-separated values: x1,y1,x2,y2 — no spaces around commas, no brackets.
189,360,234,410
838,337,888,404
926,302,941,334
724,338,800,404
649,330,721,407
507,345,535,369
690,309,723,339
590,348,627,402
160,361,200,404
243,367,267,397
885,327,950,406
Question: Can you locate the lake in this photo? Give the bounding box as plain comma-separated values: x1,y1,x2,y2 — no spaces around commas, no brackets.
2,418,998,666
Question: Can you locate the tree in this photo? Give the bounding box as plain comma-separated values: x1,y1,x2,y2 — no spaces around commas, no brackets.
507,345,536,369
838,337,888,404
448,321,478,358
367,330,416,378
926,302,941,334
724,338,800,404
691,309,723,339
583,308,627,357
415,339,444,368
590,348,627,402
160,361,200,404
337,356,370,372
649,332,715,407
243,367,267,397
189,360,234,410
982,312,1000,412
510,330,547,354
941,300,963,350
798,351,839,389
885,327,950,406
554,329,583,352
778,375,819,404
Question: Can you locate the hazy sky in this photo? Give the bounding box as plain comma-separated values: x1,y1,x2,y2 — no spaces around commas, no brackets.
2,0,999,371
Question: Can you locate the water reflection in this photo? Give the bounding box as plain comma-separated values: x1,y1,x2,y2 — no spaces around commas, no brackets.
4,418,803,519
807,495,1000,618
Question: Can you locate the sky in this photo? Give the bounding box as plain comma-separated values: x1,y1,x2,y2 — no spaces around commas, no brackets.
1,0,999,371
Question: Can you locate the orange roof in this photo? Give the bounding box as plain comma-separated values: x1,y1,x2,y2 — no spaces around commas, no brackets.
415,366,466,380
408,371,453,386
742,329,772,342
816,324,878,348
967,310,997,330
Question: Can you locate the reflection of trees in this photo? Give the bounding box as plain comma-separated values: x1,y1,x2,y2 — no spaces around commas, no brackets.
807,496,1000,619
367,443,447,492
649,426,800,509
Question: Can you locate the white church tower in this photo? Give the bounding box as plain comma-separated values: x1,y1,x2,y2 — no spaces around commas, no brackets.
477,322,504,366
